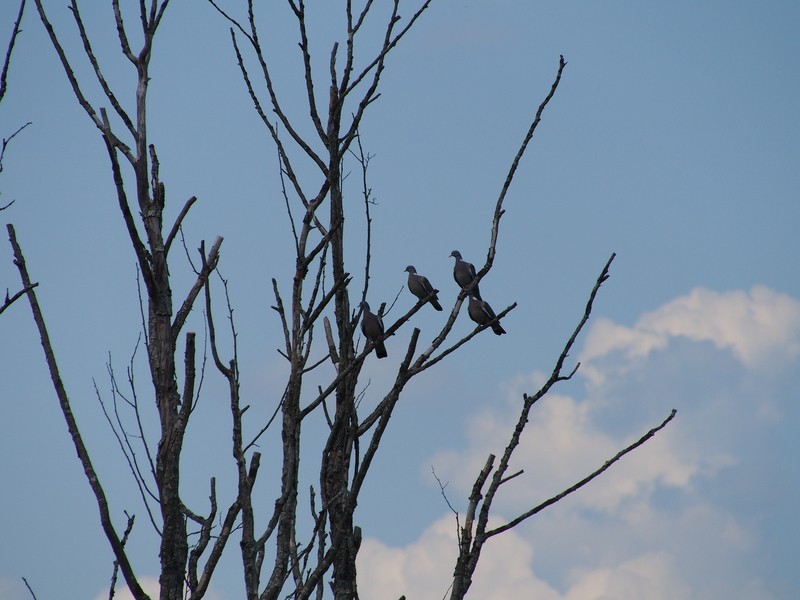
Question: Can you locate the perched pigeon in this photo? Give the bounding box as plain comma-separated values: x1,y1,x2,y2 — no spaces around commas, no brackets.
468,294,506,335
359,301,388,358
450,250,481,300
405,266,443,311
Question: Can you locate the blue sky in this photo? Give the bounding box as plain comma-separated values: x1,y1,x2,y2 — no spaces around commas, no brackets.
1,1,799,599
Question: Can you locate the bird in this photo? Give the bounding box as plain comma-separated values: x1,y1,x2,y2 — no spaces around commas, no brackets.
468,294,506,335
359,301,388,358
405,266,443,311
450,250,481,300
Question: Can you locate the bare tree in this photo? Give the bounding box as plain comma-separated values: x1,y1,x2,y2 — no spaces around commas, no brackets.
8,2,676,600
27,1,227,599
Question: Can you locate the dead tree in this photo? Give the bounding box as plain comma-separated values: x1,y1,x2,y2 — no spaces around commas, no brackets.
26,2,230,599
8,1,676,600
210,3,675,600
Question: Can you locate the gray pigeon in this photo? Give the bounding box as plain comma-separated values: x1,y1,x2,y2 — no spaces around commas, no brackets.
405,266,443,311
450,250,481,300
359,301,388,358
468,294,506,335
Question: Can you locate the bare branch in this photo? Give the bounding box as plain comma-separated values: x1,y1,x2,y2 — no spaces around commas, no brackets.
22,576,38,600
67,0,136,138
0,281,37,316
487,409,678,538
350,328,419,497
228,22,327,173
473,55,567,294
33,0,137,161
300,294,432,419
108,512,136,600
7,224,149,600
301,271,350,336
164,195,197,256
271,277,292,357
171,236,223,337
431,466,460,522
111,0,137,63
0,121,31,183
0,0,26,104
95,370,161,534
343,0,432,98
102,134,154,294
477,254,616,526
204,269,231,378
277,149,301,252
292,0,326,142
323,316,340,368
414,302,517,375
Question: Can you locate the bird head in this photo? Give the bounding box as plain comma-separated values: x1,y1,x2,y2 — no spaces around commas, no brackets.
404,265,416,273
450,250,462,259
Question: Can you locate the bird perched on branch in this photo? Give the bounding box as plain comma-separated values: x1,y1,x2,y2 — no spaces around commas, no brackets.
359,301,388,358
450,250,481,300
405,265,443,311
468,294,506,335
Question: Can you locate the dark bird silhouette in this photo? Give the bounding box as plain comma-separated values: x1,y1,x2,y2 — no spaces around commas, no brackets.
468,294,506,335
359,301,388,358
405,265,443,311
450,250,481,300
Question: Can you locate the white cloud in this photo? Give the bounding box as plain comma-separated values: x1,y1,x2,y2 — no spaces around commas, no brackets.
91,577,224,600
357,515,560,600
357,517,694,600
357,516,456,600
0,578,25,600
428,388,694,514
93,577,160,600
414,286,799,599
564,553,690,600
580,286,800,385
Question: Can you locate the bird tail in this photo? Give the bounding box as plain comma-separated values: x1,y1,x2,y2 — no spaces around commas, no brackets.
491,322,506,335
375,340,388,358
430,298,443,311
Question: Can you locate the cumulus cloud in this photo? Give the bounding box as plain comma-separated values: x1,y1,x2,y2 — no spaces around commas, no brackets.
0,578,25,600
92,578,224,600
357,516,694,600
93,577,160,600
357,515,560,600
580,286,800,385
413,286,798,598
428,386,694,514
563,553,691,600
431,288,799,517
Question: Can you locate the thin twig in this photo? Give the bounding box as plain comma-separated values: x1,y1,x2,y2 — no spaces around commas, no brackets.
21,576,37,600
0,121,32,179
